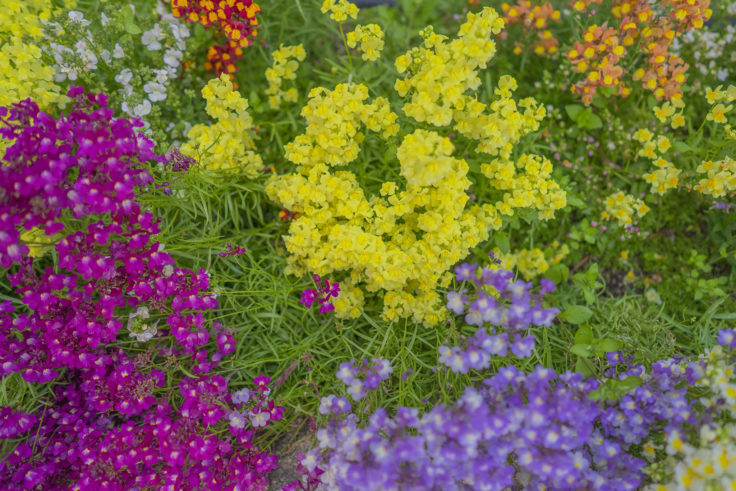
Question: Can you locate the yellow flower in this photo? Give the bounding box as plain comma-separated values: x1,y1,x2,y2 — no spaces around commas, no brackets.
321,0,358,23
265,44,306,109
603,191,648,225
707,103,733,124
346,24,384,61
695,156,736,197
180,75,263,176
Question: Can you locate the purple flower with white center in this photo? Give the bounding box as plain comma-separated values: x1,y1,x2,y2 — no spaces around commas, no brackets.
228,410,246,429
335,358,393,401
250,410,270,428
454,262,476,282
446,290,466,314
231,388,251,405
717,328,736,349
441,256,559,372
299,361,707,491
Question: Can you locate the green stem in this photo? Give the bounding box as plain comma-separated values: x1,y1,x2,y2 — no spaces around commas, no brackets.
339,22,354,74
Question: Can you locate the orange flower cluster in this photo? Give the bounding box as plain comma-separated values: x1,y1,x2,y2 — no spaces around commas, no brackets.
568,0,711,105
205,41,244,78
171,0,261,78
567,24,628,104
500,1,561,56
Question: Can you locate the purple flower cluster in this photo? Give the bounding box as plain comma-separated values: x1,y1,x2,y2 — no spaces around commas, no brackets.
301,274,340,314
293,355,705,490
439,260,559,373
0,91,281,489
335,358,393,401
598,359,698,445
228,375,284,431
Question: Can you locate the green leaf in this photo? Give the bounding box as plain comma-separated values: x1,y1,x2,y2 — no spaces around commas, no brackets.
567,196,585,208
596,338,622,354
121,5,142,34
383,144,397,163
575,358,593,376
560,305,594,324
574,326,594,345
544,263,569,285
617,376,644,392
586,113,603,129
565,104,584,120
672,140,691,153
570,344,592,357
587,388,603,400
583,288,595,305
494,232,510,254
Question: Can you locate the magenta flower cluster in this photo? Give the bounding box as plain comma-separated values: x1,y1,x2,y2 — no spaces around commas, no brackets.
0,91,281,489
300,274,340,314
439,261,559,373
219,242,247,257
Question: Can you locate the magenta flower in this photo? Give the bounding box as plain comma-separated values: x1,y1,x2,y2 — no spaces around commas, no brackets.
301,274,340,314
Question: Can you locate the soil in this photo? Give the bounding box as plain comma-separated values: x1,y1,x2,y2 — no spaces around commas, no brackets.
267,429,315,490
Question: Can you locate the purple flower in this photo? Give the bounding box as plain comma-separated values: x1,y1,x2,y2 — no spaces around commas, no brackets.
717,329,736,349
454,262,476,282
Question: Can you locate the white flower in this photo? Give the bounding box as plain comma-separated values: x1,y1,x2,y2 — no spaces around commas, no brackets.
100,12,110,26
143,81,167,102
74,39,98,71
164,48,182,67
115,68,133,86
68,11,90,26
113,43,125,59
99,49,111,64
717,68,730,82
133,99,152,118
141,24,164,51
153,68,169,84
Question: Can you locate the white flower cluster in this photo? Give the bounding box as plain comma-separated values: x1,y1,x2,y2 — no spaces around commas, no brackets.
116,3,190,119
677,22,736,84
648,345,736,489
50,11,125,82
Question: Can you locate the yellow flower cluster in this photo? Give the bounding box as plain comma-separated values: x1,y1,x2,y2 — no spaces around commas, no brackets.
267,111,487,324
265,44,306,110
482,153,567,221
705,85,736,125
394,10,505,128
653,99,686,129
0,1,65,110
346,24,384,61
321,0,358,23
695,157,736,198
267,8,565,325
20,227,57,258
492,241,569,280
284,83,398,170
601,191,649,226
180,74,263,176
634,127,681,195
395,9,565,222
